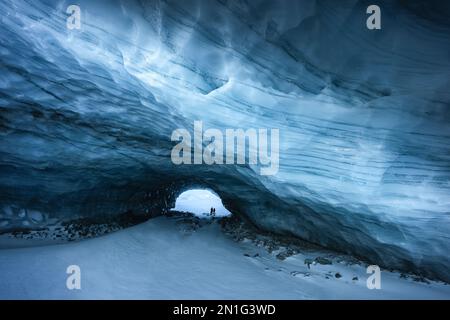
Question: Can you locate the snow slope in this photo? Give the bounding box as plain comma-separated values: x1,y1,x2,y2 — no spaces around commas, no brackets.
0,216,448,299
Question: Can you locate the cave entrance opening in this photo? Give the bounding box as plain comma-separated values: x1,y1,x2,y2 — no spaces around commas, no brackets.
172,189,231,219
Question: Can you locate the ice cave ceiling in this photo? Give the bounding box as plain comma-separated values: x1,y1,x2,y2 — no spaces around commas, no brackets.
0,0,449,281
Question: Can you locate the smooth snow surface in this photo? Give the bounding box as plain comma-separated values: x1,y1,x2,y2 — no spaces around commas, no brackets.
0,216,448,300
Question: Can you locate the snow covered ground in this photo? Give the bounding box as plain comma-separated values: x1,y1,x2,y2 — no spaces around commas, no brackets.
0,215,449,299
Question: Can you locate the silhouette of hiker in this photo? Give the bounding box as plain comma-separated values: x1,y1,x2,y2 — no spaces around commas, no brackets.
211,208,216,218
210,207,214,216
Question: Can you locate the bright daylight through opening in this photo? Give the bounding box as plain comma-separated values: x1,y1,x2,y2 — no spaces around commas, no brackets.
172,189,231,218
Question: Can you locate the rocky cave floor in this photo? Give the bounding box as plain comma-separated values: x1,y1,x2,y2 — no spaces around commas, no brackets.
0,211,149,246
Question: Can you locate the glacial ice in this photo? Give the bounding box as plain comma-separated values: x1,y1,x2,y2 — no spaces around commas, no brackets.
0,0,449,281
1,216,450,299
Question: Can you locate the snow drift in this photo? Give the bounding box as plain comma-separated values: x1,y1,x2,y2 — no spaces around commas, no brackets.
0,0,449,281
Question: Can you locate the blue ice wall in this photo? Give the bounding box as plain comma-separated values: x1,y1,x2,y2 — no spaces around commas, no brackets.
0,0,449,281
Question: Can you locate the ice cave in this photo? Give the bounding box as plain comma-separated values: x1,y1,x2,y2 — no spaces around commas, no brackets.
173,189,231,218
0,0,449,299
